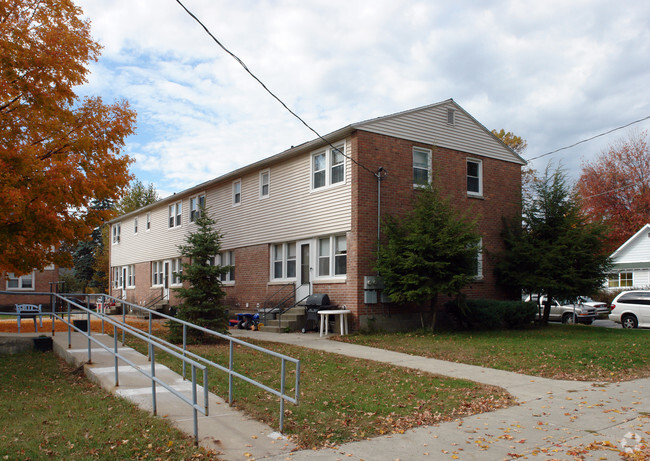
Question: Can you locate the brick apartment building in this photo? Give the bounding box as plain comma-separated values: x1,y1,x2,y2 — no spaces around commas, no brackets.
1,265,61,310
108,99,525,330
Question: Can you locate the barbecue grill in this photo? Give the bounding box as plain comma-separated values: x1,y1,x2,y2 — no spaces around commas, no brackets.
302,293,334,333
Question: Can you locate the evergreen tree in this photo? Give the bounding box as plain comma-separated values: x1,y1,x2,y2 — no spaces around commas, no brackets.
496,166,612,324
375,183,480,329
172,207,230,341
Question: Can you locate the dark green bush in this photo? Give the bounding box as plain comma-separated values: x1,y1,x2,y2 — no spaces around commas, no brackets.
445,298,537,330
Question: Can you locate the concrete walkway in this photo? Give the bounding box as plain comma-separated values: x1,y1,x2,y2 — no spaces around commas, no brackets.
7,329,649,459
47,331,296,460
231,330,650,460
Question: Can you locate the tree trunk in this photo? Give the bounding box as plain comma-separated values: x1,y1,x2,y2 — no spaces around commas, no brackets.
429,294,439,330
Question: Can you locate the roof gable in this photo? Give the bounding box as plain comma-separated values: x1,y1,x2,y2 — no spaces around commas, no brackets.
352,99,526,165
611,224,650,263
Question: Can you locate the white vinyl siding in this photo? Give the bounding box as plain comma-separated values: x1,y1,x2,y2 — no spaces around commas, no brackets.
110,138,352,267
356,101,525,165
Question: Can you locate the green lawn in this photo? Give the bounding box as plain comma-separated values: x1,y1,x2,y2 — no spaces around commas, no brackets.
0,350,218,460
335,324,650,382
129,338,513,449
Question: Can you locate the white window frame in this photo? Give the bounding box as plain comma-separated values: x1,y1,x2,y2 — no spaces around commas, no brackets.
134,217,138,234
413,147,432,188
466,158,483,197
126,265,135,288
170,258,182,286
316,235,347,279
311,144,346,190
152,261,164,287
146,212,151,231
190,194,205,223
112,267,120,289
6,272,34,290
233,180,241,206
219,251,235,283
112,223,121,244
169,201,182,228
608,272,633,288
271,242,297,280
474,238,483,280
260,170,270,199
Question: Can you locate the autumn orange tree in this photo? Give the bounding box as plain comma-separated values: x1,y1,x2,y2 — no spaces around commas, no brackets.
576,131,650,253
0,0,136,274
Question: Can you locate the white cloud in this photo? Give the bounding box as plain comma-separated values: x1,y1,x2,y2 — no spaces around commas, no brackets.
75,0,650,194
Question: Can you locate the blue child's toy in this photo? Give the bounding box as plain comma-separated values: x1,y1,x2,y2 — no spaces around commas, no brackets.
236,313,260,330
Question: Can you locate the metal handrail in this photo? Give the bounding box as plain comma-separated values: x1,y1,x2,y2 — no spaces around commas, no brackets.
63,292,301,432
0,291,208,444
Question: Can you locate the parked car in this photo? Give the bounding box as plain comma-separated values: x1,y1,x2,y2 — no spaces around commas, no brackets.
576,296,610,316
608,290,650,329
524,294,598,324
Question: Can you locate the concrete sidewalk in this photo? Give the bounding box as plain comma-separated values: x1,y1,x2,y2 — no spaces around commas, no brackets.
47,331,296,460
232,330,650,460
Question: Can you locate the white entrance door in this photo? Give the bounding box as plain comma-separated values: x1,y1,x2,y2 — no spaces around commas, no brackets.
296,241,312,301
163,260,171,300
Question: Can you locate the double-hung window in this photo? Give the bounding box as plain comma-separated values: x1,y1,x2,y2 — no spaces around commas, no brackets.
312,144,346,190
413,147,431,187
317,235,347,277
215,251,235,283
152,261,164,286
169,202,182,228
467,158,483,196
190,194,205,222
471,238,483,279
126,265,135,287
146,213,151,231
260,170,270,198
272,243,296,279
134,217,138,234
112,223,121,244
171,258,182,285
233,180,241,205
6,272,33,290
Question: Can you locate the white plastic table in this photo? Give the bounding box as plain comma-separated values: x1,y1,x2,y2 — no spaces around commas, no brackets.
318,309,351,337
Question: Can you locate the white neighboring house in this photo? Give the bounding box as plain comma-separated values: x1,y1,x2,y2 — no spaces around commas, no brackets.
607,224,650,289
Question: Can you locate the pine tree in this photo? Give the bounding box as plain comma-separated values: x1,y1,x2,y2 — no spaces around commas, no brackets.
496,167,612,324
171,208,230,341
375,183,480,329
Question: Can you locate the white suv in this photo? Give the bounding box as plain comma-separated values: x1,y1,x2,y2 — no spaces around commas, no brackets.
608,290,650,329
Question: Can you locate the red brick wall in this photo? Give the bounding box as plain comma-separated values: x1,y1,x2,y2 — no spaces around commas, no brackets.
0,268,61,309
350,130,522,330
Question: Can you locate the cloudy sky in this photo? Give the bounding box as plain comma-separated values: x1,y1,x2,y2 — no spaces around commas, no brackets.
76,0,650,198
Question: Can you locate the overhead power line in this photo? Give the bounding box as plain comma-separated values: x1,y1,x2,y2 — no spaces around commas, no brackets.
174,0,378,177
527,115,650,161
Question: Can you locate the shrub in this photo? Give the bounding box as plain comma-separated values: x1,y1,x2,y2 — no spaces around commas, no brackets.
445,298,536,330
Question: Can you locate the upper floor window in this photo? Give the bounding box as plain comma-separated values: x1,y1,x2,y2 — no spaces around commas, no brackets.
467,158,483,196
317,235,347,277
190,194,205,222
272,242,296,280
169,202,182,228
7,272,33,290
146,213,151,231
260,170,270,198
312,144,346,190
134,217,138,234
233,180,241,205
112,223,121,244
413,147,431,187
